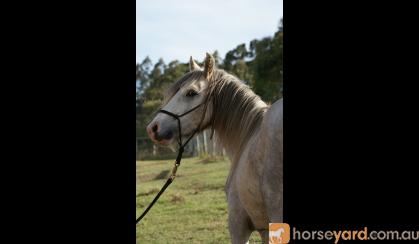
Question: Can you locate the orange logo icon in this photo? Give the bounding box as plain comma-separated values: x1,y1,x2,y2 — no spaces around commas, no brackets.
269,223,290,244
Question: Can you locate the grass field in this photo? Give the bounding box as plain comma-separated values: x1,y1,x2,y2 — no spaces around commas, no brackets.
136,157,262,243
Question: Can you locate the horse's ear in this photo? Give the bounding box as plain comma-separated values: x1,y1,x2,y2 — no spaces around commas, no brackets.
189,56,202,71
204,52,215,80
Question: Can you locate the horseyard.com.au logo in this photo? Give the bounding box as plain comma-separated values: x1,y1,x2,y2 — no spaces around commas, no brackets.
269,223,290,244
269,224,419,243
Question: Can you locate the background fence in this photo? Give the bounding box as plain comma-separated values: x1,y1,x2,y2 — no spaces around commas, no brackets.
136,129,225,160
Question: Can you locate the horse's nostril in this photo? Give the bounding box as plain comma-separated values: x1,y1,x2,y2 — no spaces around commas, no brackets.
152,124,158,133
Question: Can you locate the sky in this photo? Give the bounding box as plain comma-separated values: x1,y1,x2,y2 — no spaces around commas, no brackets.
137,0,283,64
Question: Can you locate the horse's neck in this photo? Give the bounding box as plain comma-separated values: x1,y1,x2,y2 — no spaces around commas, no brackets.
214,100,267,165
207,73,268,166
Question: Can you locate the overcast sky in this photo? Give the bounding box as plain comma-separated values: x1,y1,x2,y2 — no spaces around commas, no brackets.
137,0,283,64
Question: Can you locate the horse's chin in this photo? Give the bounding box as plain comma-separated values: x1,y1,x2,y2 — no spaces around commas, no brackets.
154,132,192,148
149,135,174,146
156,138,174,146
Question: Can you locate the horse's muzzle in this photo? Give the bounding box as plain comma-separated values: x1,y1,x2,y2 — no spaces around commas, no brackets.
146,121,175,145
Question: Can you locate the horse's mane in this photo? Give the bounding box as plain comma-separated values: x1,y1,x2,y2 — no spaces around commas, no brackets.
165,68,269,162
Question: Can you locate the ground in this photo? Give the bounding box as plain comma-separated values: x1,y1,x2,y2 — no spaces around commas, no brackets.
136,157,262,243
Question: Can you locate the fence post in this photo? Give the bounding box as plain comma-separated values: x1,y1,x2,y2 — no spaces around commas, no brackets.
213,135,216,156
196,134,201,156
153,144,157,156
136,138,138,160
203,130,208,154
207,130,213,156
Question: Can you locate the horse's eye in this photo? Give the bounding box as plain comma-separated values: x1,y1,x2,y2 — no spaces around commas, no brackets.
186,90,198,97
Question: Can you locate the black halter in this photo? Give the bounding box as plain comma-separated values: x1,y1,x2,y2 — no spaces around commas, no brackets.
136,101,208,224
159,102,204,151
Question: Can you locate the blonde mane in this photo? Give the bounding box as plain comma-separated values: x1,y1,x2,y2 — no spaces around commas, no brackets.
208,69,269,163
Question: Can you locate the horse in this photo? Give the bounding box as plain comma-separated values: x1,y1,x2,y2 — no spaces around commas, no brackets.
146,53,283,244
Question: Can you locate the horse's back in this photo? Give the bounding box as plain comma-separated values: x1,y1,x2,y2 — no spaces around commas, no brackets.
265,98,283,134
260,98,283,221
259,98,283,153
261,97,282,165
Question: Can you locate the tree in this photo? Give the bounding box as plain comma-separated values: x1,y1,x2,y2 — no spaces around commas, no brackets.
212,50,222,66
248,19,283,102
223,43,249,72
136,56,152,95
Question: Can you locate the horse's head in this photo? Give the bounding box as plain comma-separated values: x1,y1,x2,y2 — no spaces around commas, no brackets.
146,53,216,146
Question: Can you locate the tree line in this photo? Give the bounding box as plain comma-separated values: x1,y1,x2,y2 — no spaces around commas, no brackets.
136,19,283,137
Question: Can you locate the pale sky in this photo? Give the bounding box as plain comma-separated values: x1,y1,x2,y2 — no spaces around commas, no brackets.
137,0,283,64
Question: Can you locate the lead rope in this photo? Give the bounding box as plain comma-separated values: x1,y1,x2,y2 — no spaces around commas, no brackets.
135,148,183,224
136,93,211,225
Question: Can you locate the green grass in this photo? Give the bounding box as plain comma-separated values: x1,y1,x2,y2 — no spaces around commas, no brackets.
136,157,262,243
